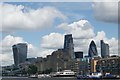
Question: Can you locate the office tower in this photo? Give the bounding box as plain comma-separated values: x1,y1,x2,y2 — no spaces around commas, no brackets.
64,34,74,59
101,40,109,58
88,40,98,57
74,51,83,59
12,43,27,66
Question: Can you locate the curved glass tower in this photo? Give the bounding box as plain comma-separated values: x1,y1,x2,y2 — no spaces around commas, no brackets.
88,40,98,57
12,43,27,66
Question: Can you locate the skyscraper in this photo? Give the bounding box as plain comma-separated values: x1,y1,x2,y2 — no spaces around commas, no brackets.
101,40,109,58
64,34,74,59
88,40,98,57
12,43,27,66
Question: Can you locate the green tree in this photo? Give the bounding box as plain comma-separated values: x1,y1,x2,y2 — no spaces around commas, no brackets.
27,65,37,74
42,68,53,74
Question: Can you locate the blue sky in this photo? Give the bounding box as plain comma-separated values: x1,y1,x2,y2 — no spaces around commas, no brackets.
1,2,119,66
2,2,118,47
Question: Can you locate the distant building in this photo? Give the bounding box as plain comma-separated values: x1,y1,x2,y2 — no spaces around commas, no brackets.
74,51,83,59
64,34,74,59
88,40,98,58
12,43,27,66
79,58,90,75
96,56,120,76
26,58,37,64
90,57,101,73
101,40,109,58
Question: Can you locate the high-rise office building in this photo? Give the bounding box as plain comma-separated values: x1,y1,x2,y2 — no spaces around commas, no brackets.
101,40,109,58
88,40,98,57
75,51,83,59
64,34,74,59
12,43,27,66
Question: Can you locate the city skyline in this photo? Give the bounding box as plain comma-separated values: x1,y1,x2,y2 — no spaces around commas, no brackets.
1,2,118,66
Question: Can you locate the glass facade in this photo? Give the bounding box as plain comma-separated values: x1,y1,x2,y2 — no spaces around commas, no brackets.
12,43,27,66
101,40,109,58
88,40,98,57
64,34,74,59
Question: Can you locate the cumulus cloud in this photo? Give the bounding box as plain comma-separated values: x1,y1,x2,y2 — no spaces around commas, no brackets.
41,33,64,49
93,0,118,23
57,20,118,56
1,35,56,66
58,20,95,39
1,3,67,32
1,35,24,66
1,19,118,66
1,35,37,66
94,31,118,56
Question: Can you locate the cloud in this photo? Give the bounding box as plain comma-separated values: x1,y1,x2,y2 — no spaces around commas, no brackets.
1,19,118,66
1,35,24,66
41,33,64,49
1,35,38,66
1,35,56,66
1,3,67,32
93,31,118,56
58,20,95,39
93,0,118,23
57,20,118,56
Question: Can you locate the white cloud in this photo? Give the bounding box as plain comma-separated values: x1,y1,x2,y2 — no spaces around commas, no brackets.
1,35,56,66
1,3,67,32
41,33,64,49
93,1,118,23
1,19,118,66
1,35,24,66
58,20,95,39
1,35,37,66
93,31,118,56
57,20,118,56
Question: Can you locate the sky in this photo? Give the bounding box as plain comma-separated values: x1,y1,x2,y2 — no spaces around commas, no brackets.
0,1,119,66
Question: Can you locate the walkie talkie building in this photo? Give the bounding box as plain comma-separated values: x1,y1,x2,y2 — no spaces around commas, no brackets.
12,43,27,66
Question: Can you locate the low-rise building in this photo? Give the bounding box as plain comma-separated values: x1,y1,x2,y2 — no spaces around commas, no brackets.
96,56,120,76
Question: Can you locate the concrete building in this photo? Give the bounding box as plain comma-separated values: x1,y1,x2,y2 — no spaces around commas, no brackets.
101,40,109,58
88,40,98,58
64,34,74,59
35,49,70,72
35,49,81,73
79,58,90,75
12,43,27,66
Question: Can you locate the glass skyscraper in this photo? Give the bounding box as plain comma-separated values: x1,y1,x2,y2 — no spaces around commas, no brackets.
88,40,98,57
12,43,27,66
64,34,74,59
101,40,109,58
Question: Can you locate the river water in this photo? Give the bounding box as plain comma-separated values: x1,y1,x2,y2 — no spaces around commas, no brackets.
1,77,119,80
2,77,77,80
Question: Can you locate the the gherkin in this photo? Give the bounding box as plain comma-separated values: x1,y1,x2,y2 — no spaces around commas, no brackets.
88,40,98,57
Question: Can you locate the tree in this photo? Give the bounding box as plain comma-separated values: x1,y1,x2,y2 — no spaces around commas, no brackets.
27,65,37,74
42,68,53,74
